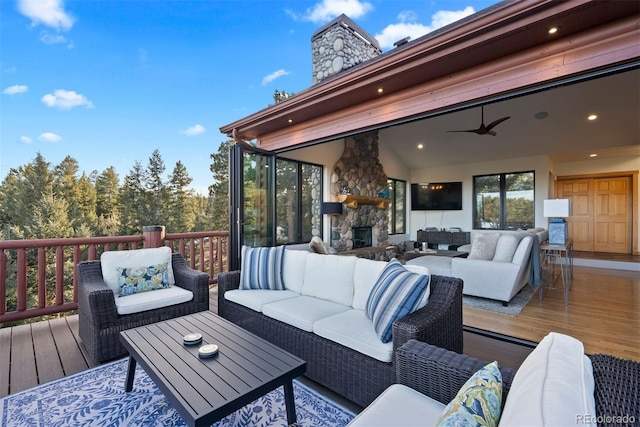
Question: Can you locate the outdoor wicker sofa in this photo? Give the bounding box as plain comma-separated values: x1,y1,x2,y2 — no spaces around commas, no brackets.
349,338,639,426
78,252,210,363
217,268,463,408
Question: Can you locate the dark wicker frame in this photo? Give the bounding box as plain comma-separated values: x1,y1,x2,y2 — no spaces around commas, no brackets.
78,253,210,364
396,339,640,426
217,270,463,408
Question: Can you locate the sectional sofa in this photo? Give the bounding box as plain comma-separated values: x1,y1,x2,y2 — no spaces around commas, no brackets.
217,248,463,407
407,229,547,304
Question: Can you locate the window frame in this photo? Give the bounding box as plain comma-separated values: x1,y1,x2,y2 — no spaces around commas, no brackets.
387,178,406,235
472,170,535,230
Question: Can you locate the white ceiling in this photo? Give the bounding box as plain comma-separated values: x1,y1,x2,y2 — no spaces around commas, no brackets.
378,68,640,169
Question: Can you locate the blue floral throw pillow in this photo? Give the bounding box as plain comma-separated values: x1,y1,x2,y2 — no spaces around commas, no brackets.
436,361,503,427
117,263,170,297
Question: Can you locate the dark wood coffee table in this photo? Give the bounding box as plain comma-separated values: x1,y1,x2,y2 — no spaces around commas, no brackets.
120,311,306,427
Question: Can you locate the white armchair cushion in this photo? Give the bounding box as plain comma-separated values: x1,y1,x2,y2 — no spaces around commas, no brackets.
499,332,596,427
347,384,445,426
100,247,175,296
114,284,192,315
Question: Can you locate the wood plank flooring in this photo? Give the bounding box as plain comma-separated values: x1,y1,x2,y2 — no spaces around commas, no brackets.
1,265,638,399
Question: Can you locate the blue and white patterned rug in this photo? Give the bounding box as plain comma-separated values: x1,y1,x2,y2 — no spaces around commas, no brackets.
0,358,355,426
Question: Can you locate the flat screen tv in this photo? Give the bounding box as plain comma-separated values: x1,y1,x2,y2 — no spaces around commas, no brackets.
411,182,463,210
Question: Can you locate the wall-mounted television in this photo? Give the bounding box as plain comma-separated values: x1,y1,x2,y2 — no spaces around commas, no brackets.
411,182,463,210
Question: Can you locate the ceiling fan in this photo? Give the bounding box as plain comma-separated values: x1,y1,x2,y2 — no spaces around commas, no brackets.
447,105,511,136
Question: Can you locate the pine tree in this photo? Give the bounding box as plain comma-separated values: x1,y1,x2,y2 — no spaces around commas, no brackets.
168,160,195,232
208,140,233,230
120,161,146,234
145,149,169,226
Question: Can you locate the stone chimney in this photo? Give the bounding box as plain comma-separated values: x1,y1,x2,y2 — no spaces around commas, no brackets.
311,14,381,85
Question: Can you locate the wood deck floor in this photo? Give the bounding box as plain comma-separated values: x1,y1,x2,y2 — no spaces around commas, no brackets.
1,264,638,399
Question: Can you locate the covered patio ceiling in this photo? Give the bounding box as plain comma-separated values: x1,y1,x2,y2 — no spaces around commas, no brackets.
219,0,639,167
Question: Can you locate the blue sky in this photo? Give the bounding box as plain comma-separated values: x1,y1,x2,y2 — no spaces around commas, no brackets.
1,0,497,195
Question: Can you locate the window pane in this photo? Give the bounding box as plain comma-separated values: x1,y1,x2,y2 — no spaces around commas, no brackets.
387,180,395,234
395,180,406,234
505,172,534,229
275,159,298,244
301,164,322,242
474,175,501,229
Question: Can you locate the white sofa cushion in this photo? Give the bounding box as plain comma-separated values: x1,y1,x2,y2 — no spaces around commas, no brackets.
281,249,307,293
301,253,357,306
499,332,597,427
239,245,285,290
347,384,445,427
492,234,519,262
352,258,387,310
262,295,350,332
366,259,431,343
224,289,299,312
114,284,192,315
313,309,393,362
101,247,175,296
406,256,452,276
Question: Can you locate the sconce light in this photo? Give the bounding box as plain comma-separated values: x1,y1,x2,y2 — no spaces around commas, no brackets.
544,199,571,245
321,202,343,215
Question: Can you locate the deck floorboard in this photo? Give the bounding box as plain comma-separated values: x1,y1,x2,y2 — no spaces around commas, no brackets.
32,320,64,384
10,324,38,394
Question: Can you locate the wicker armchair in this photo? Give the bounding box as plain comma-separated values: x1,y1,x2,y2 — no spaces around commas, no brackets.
78,253,210,363
396,339,640,426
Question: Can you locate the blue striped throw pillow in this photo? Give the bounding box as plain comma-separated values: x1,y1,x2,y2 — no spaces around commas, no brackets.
240,245,286,290
365,258,430,343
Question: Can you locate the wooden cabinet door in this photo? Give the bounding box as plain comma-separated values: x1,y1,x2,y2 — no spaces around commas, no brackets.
594,177,632,253
558,179,593,252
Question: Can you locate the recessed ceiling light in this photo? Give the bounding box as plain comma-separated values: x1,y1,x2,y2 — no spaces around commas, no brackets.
288,119,293,123
548,27,558,35
377,88,384,94
589,153,598,158
534,111,549,120
417,143,423,149
588,114,598,121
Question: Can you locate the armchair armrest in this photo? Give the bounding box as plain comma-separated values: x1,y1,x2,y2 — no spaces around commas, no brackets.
77,260,119,329
171,253,210,308
396,339,516,407
217,270,241,310
393,274,464,354
589,354,640,423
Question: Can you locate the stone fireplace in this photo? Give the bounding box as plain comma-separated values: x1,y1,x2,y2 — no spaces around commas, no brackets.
329,131,389,251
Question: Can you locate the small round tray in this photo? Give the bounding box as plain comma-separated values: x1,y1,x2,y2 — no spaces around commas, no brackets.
198,344,219,359
183,333,202,346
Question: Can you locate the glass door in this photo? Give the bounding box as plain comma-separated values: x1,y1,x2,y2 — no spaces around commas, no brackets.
229,143,276,270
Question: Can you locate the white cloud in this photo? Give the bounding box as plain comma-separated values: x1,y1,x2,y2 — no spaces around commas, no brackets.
262,69,291,86
182,124,205,136
39,132,61,142
290,0,373,23
375,6,475,50
17,0,75,31
41,89,94,109
19,136,33,144
3,85,28,95
40,31,73,48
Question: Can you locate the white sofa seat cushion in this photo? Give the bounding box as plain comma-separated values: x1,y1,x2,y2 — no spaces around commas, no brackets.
499,332,597,427
262,295,350,332
406,256,452,276
347,384,445,427
101,247,175,296
313,309,393,362
224,289,300,312
114,284,193,315
301,253,357,306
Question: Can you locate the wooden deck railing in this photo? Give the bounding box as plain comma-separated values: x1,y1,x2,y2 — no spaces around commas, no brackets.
0,227,230,324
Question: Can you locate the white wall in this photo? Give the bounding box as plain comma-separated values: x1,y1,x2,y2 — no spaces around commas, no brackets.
408,155,551,241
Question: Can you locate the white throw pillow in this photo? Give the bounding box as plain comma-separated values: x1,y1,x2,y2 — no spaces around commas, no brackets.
301,253,357,306
499,332,597,427
468,233,501,260
281,249,307,293
492,234,519,262
100,247,175,296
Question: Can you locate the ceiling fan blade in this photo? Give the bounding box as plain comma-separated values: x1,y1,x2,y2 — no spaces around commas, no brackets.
446,129,482,133
485,116,511,130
